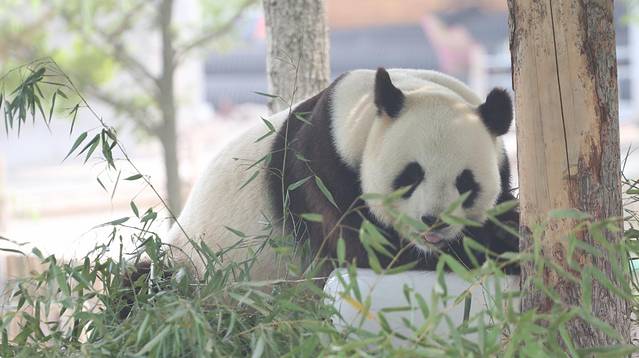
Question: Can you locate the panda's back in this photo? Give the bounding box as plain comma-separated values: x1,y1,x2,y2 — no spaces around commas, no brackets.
167,109,290,279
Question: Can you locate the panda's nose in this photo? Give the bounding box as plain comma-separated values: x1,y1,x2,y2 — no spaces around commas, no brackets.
421,215,449,230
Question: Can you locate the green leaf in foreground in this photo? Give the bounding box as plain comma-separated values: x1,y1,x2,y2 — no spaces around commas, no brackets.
238,171,259,191
288,176,310,192
135,326,171,356
253,91,279,98
337,237,346,263
63,131,88,161
294,111,312,125
300,213,323,222
314,176,338,208
548,208,591,220
94,217,129,228
48,90,56,123
225,226,246,238
130,201,140,218
124,174,143,181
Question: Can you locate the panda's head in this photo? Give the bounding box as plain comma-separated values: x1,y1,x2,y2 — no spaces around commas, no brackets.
359,68,513,252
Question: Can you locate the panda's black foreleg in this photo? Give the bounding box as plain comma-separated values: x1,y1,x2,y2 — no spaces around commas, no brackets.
445,202,520,275
117,261,176,320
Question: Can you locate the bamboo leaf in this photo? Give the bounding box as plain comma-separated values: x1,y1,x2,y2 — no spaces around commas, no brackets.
337,237,345,263
294,111,312,125
253,91,279,98
385,261,418,275
48,91,57,124
440,254,472,281
261,116,275,131
238,171,259,191
124,174,143,181
95,217,129,228
0,247,25,256
63,131,88,161
225,226,246,238
83,136,100,164
488,199,519,216
102,130,115,168
300,213,323,222
287,176,310,192
251,334,265,358
254,130,274,143
314,176,338,208
34,95,47,126
96,177,107,193
576,345,639,357
366,247,383,274
441,213,482,228
548,209,590,220
111,170,121,199
68,103,80,135
134,326,170,356
130,201,139,218
56,88,68,99
76,133,99,156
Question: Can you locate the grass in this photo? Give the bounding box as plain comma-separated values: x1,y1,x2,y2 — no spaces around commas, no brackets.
0,59,637,357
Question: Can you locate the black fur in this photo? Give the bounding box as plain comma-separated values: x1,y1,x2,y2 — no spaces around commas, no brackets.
393,162,425,199
268,71,520,275
455,169,480,208
478,88,513,136
374,68,405,118
118,261,152,319
117,261,174,319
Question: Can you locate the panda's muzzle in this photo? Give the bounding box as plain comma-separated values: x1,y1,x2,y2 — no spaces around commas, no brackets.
420,215,452,245
421,215,450,230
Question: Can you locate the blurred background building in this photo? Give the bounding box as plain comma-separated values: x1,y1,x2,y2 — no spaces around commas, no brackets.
1,0,638,265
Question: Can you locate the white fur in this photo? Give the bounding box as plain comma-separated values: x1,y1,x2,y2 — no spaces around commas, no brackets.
167,110,288,280
167,69,506,277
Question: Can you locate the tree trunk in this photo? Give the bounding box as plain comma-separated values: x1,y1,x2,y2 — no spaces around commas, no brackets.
158,0,182,215
160,118,181,215
263,0,330,113
0,156,5,232
508,0,628,348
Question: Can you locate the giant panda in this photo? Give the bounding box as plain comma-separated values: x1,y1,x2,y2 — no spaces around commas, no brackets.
166,68,519,282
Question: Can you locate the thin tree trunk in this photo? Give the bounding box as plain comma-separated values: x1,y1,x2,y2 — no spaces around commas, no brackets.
0,157,5,232
160,119,180,215
263,0,330,113
158,0,182,215
508,0,628,348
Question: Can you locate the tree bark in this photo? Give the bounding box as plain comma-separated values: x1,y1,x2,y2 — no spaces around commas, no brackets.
508,0,628,348
0,157,5,232
263,0,330,113
158,0,182,215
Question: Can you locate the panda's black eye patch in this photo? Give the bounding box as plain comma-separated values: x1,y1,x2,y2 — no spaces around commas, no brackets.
393,162,425,198
455,169,480,208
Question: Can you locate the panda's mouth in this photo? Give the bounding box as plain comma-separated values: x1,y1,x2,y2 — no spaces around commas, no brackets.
420,227,461,248
422,233,444,245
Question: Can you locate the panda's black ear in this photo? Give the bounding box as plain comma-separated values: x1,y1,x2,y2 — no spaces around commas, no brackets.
478,88,513,136
374,68,404,118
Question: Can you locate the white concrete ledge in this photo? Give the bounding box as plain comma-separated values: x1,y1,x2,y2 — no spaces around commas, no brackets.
324,268,520,344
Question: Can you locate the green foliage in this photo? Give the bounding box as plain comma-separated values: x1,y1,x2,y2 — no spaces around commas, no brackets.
1,61,638,357
0,0,257,137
